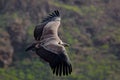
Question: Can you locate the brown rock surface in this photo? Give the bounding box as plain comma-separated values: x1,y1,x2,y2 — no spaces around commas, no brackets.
0,29,13,68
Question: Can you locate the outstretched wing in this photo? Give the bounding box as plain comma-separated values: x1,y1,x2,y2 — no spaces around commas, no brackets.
36,44,72,76
34,10,60,41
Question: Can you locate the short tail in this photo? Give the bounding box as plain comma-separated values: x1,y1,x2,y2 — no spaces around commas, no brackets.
25,43,36,51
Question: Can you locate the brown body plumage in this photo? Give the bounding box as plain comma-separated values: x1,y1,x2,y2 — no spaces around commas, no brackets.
26,10,72,76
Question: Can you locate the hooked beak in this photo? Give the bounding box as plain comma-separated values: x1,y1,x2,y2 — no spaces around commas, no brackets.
61,43,69,47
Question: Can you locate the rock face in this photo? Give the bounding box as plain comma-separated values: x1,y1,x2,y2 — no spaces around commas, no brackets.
0,29,13,68
7,22,26,51
6,22,27,60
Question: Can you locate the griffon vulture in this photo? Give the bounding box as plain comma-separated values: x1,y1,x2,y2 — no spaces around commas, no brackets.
26,10,72,76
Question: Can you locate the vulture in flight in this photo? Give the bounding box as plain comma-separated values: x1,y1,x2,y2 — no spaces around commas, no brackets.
26,10,72,76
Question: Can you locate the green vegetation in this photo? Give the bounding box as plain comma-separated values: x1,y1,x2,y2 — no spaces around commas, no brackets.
0,0,120,80
0,56,119,80
0,59,52,80
50,1,101,16
0,12,20,27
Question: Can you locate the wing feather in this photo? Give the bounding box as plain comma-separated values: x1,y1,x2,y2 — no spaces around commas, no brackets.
36,45,72,76
41,10,60,23
34,23,46,40
34,10,60,41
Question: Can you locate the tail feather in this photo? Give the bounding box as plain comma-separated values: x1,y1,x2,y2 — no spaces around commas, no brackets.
25,44,36,51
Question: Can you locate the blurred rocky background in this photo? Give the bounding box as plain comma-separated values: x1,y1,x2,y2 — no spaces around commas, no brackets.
0,0,120,80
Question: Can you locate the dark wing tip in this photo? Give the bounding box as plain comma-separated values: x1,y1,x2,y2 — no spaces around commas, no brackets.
50,59,72,76
52,63,72,76
41,10,60,23
41,46,72,76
